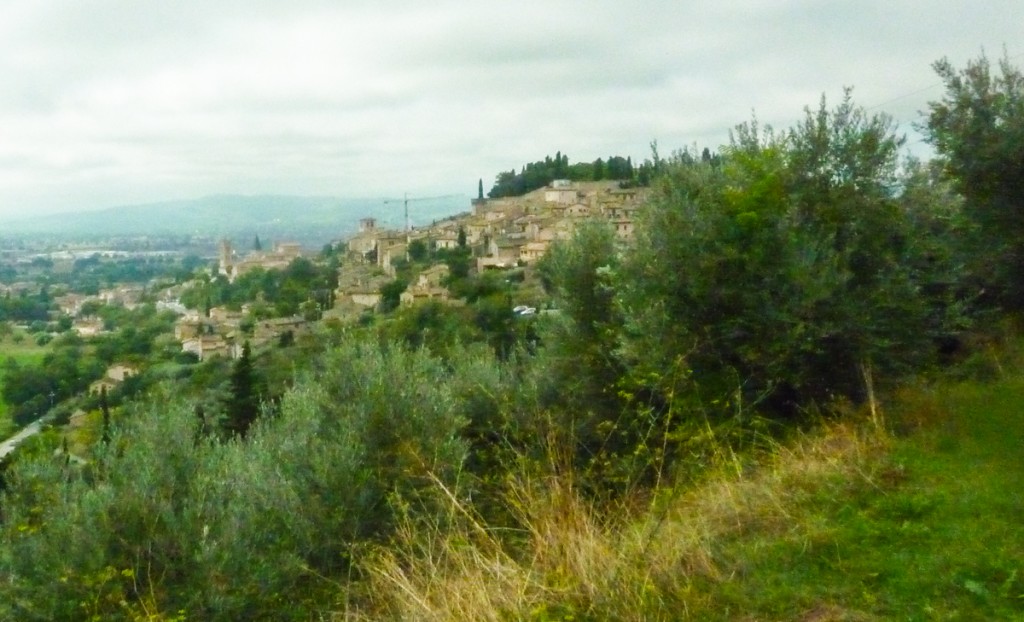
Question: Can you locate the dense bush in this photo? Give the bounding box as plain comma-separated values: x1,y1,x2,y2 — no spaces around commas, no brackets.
624,97,935,415
0,334,480,620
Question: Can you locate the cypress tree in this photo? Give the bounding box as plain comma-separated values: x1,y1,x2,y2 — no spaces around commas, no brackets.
194,404,209,444
100,386,111,445
225,341,259,438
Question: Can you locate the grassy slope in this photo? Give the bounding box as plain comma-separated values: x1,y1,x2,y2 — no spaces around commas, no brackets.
704,378,1024,620
364,372,1024,621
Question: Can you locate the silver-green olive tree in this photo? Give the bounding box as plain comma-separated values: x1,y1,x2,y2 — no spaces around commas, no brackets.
0,332,475,620
536,219,624,413
926,53,1024,310
619,93,944,419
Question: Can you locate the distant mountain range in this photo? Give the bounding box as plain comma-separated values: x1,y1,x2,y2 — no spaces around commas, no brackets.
1,194,471,245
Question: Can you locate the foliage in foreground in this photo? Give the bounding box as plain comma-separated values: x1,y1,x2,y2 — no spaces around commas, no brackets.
0,335,486,620
364,371,1024,621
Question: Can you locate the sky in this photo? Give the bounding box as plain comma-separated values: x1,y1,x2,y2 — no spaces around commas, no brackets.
0,1,1021,220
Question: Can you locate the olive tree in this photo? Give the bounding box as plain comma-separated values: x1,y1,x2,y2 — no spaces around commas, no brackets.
619,93,941,419
926,53,1024,310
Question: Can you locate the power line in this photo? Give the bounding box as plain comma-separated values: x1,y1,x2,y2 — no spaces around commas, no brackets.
866,49,1024,112
866,83,944,112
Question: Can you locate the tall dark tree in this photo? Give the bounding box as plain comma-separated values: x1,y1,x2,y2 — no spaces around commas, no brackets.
194,404,210,443
477,178,484,200
225,341,260,438
408,239,429,263
379,279,408,313
253,234,262,251
100,386,111,445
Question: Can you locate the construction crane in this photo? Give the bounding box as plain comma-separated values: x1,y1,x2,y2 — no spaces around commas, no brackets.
382,193,462,233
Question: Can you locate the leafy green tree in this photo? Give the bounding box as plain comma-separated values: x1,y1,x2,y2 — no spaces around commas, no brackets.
488,152,639,196
925,53,1024,310
4,340,103,424
474,293,516,359
606,155,633,180
56,315,73,332
620,94,940,418
299,299,321,322
379,278,408,313
179,253,206,277
0,290,52,323
535,221,639,483
384,300,477,356
567,161,594,181
537,220,622,405
408,238,429,263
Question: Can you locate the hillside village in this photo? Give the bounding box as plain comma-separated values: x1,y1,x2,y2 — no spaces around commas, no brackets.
335,179,646,310
165,179,648,361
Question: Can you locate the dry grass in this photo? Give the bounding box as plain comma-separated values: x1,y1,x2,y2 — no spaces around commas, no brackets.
360,420,891,621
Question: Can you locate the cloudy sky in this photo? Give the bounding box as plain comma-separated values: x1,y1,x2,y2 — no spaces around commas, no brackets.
0,1,1020,219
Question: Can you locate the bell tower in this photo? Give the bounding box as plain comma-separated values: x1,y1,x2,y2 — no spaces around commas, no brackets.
218,239,234,279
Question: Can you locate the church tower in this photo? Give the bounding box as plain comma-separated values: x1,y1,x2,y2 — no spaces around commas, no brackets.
218,239,234,279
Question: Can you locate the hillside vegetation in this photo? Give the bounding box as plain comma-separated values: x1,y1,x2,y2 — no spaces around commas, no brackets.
0,53,1021,621
364,352,1024,620
0,334,49,437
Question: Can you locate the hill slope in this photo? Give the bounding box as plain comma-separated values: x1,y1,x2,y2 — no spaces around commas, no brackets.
365,371,1024,620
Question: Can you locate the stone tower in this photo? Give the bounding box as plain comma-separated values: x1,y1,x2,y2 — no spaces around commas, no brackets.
218,239,234,279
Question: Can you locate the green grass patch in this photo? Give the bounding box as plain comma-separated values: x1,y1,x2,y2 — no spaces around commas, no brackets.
698,377,1024,620
0,334,49,435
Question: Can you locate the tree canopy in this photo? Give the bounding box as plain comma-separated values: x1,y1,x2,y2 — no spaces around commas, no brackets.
487,152,650,197
926,53,1024,310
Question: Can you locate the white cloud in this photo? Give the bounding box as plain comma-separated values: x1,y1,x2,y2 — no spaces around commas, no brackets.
0,0,1021,218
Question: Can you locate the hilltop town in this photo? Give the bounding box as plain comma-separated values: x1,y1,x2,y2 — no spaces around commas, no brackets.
334,179,645,308
161,178,647,362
